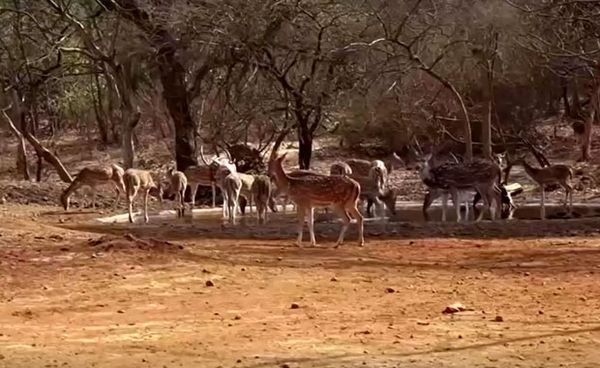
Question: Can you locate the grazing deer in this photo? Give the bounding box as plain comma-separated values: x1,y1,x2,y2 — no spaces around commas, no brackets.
418,154,471,222
269,153,364,247
421,154,501,222
350,166,395,219
251,174,272,224
60,164,126,211
346,152,404,177
223,172,242,225
329,162,353,176
123,169,163,223
519,159,573,219
165,168,187,218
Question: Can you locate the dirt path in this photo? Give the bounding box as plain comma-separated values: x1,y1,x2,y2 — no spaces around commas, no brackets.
1,205,600,367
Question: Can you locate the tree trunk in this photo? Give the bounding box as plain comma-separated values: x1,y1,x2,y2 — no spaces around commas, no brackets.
102,0,198,171
298,126,313,169
579,81,599,162
2,108,30,180
448,84,473,161
122,111,141,169
482,60,493,159
24,132,73,183
93,73,109,144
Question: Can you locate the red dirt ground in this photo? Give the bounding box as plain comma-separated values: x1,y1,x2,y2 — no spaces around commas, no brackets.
1,204,600,368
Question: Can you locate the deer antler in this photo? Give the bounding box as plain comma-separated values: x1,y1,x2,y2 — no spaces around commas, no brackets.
199,144,211,166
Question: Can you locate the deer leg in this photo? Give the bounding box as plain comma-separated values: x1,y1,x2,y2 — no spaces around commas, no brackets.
127,192,135,223
564,183,573,213
222,187,229,219
112,182,121,210
540,187,546,220
373,196,384,221
296,206,306,247
332,206,351,246
487,189,497,221
422,190,436,222
89,187,96,210
441,191,450,222
450,189,462,223
463,192,470,221
211,183,216,208
143,189,149,223
190,184,199,218
346,205,364,246
307,207,316,246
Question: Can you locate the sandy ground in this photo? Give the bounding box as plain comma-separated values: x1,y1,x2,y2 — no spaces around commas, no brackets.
1,204,600,368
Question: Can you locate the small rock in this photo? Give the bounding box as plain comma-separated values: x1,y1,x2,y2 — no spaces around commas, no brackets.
538,310,544,315
385,287,395,293
202,269,211,273
416,321,429,326
442,302,471,314
330,277,338,282
60,247,70,252
117,310,125,314
290,303,300,309
568,337,575,343
494,315,504,322
236,359,242,363
458,335,463,339
205,280,214,287
277,257,283,261
524,272,530,276
580,296,587,302
280,364,290,368
234,315,241,320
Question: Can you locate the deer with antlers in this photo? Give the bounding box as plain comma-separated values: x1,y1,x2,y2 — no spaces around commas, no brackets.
269,152,364,247
420,153,501,222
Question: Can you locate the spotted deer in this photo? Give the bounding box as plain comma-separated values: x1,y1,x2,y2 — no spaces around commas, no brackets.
60,164,126,211
421,154,501,222
123,169,163,223
519,159,573,219
269,153,364,247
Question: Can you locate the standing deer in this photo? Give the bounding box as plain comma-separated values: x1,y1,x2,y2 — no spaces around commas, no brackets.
251,174,272,224
223,172,242,225
165,168,187,218
421,154,501,222
519,159,573,219
269,152,364,247
60,164,126,211
123,169,163,223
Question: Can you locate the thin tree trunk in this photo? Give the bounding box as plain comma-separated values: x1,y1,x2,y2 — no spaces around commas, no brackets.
297,126,313,169
2,108,30,180
93,73,109,144
579,81,599,162
122,110,140,169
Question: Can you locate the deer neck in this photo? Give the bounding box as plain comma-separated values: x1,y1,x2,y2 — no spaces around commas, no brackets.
270,160,291,192
522,161,539,176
